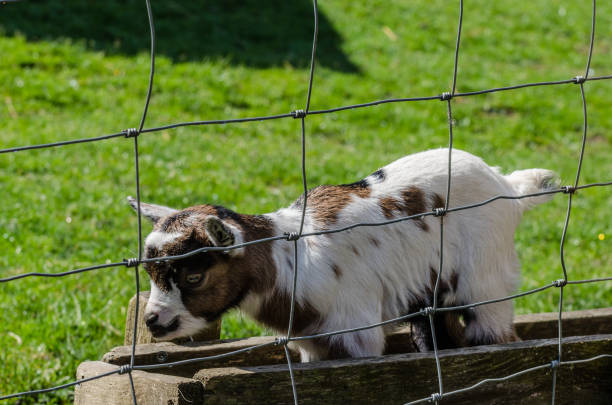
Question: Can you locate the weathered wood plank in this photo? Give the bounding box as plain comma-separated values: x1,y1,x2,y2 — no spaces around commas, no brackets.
194,334,612,405
124,291,221,345
514,307,612,340
74,361,203,405
108,307,612,371
104,337,298,378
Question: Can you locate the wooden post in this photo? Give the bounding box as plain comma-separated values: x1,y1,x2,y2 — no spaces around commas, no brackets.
124,291,221,345
74,361,203,405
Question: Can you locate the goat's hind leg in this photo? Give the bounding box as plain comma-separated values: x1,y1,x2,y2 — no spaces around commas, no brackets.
409,312,465,352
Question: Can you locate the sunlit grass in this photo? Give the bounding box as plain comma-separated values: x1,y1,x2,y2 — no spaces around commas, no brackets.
1,0,610,403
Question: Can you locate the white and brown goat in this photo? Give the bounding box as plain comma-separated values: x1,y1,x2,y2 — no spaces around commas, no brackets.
128,148,558,362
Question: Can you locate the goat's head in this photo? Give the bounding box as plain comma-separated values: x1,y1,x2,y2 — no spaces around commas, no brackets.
127,197,250,341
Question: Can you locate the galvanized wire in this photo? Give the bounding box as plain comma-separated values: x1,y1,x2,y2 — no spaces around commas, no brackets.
1,0,611,404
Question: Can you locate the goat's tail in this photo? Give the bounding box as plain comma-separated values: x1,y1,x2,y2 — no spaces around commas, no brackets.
505,168,560,211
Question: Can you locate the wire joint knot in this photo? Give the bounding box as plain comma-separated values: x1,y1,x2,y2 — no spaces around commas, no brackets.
433,207,447,217
440,92,452,101
275,336,289,346
562,185,576,194
118,364,132,375
124,258,140,268
124,128,140,138
574,76,586,84
292,109,306,119
422,306,436,316
284,232,300,241
553,279,567,288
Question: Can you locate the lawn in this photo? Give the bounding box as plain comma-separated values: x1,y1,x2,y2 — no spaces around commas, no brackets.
1,0,611,403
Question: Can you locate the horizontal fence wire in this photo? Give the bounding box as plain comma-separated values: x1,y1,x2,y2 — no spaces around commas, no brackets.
1,0,611,404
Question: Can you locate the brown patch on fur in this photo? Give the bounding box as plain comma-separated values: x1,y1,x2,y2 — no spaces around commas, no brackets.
298,182,371,225
432,193,445,211
442,312,466,347
428,266,450,298
369,237,380,248
331,263,342,279
379,196,402,219
450,272,459,291
256,289,321,335
325,338,352,360
351,246,360,256
408,271,466,351
378,186,429,231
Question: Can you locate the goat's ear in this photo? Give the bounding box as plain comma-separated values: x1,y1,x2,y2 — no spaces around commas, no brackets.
204,216,236,248
127,196,178,225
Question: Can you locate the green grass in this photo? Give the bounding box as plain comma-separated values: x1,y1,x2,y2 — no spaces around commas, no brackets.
1,0,611,403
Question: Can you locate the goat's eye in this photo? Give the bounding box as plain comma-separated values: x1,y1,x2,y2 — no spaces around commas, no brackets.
186,273,202,285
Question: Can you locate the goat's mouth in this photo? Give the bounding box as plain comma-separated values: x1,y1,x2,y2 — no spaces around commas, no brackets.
148,316,180,338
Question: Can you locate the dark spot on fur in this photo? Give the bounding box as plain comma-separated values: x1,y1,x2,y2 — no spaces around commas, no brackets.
410,313,463,351
428,266,450,297
432,193,445,211
343,178,370,189
371,168,385,182
378,186,428,231
351,246,360,256
370,237,380,248
379,196,402,219
145,246,159,260
256,289,321,334
450,272,459,291
462,307,477,324
326,338,352,359
331,263,342,278
212,205,249,227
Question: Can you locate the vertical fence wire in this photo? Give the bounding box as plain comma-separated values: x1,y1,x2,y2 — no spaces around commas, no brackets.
428,1,464,401
0,0,611,403
552,2,597,402
127,0,156,402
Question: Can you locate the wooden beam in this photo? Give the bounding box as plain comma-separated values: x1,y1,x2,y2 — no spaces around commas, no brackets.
108,307,612,371
513,307,612,340
194,334,612,405
104,336,297,378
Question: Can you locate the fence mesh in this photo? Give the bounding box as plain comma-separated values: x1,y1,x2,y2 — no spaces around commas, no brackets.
1,0,611,404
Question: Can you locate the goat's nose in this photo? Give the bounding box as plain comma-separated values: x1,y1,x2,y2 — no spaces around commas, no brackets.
145,313,159,327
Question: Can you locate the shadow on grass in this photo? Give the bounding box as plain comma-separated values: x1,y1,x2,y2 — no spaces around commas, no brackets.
0,0,358,72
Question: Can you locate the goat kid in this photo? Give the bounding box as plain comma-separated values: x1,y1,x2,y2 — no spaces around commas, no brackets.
128,148,558,362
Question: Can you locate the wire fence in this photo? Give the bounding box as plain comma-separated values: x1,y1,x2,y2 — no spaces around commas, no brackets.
1,0,611,404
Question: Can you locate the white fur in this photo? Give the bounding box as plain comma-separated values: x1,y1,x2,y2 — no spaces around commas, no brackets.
145,231,183,250
239,148,557,360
